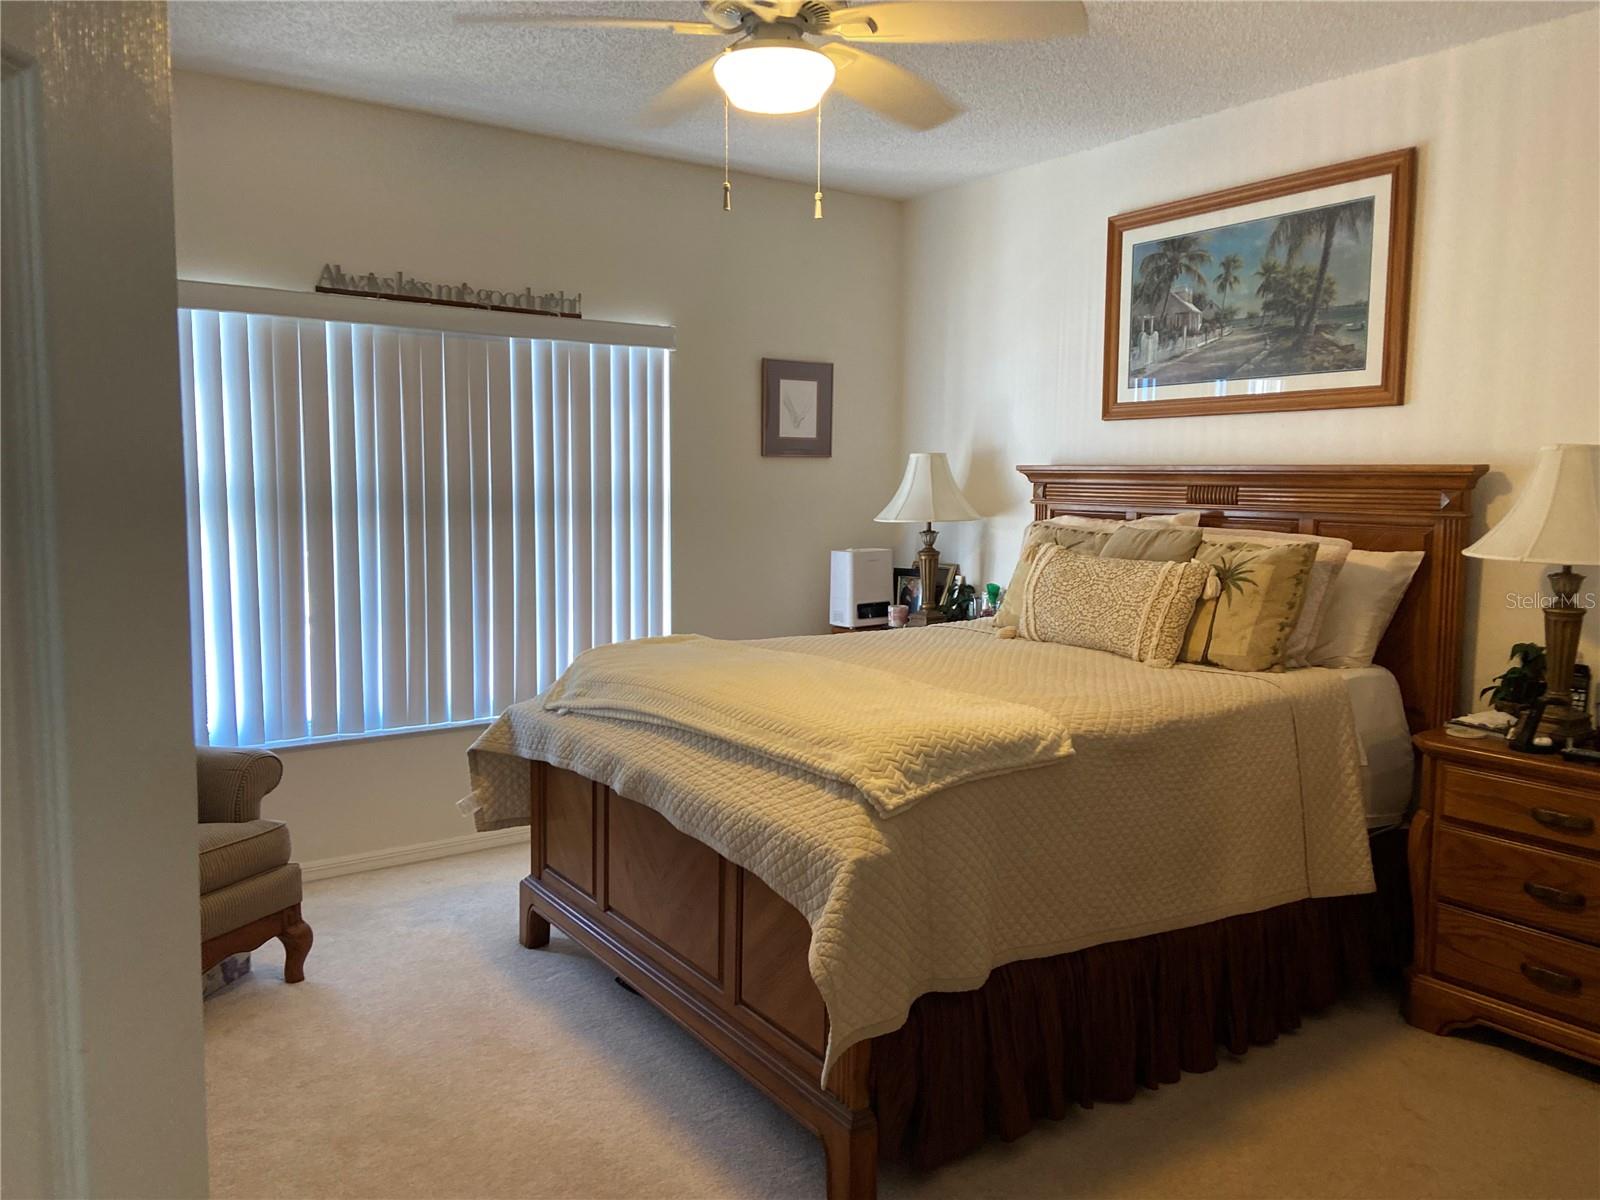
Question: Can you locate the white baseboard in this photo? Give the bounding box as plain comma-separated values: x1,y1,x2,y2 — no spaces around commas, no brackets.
301,826,526,883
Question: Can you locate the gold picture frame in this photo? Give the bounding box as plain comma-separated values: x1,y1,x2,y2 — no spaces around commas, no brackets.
1104,148,1416,420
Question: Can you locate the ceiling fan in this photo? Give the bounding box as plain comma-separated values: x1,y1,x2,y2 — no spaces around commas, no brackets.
458,1,1088,131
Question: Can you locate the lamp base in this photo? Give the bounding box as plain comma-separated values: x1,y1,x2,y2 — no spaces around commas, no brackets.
1536,700,1593,742
914,523,946,624
1536,567,1592,741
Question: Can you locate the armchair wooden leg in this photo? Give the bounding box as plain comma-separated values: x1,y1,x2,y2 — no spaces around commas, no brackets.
279,906,313,983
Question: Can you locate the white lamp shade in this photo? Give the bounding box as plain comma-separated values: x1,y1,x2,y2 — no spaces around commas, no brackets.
875,452,981,524
1463,443,1600,566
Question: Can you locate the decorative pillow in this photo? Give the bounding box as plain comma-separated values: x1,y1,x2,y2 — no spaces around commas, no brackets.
1101,525,1203,563
1180,540,1318,672
993,523,1109,630
1044,511,1201,531
1198,527,1352,669
1309,549,1425,668
1016,546,1213,668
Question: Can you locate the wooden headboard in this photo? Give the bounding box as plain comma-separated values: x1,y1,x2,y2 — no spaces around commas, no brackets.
1017,463,1489,733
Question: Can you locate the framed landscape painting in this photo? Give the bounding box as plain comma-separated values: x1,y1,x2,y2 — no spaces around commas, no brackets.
1103,148,1416,420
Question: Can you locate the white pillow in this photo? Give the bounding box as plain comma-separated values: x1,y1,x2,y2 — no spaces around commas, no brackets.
1309,549,1425,669
1197,527,1352,668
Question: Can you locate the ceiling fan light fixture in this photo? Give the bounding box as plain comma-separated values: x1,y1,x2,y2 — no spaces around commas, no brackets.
712,43,836,115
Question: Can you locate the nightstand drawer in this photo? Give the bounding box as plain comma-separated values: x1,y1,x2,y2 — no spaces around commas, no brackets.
1434,827,1600,944
1434,906,1600,1029
1438,762,1600,852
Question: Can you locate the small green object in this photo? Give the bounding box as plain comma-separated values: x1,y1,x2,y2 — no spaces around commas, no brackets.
986,582,1001,605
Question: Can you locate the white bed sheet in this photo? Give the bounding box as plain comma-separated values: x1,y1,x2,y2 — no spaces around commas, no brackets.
1337,666,1414,829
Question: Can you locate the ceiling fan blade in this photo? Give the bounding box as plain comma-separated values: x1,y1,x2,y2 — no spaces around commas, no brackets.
829,1,1086,42
640,55,725,127
819,43,961,131
455,14,725,35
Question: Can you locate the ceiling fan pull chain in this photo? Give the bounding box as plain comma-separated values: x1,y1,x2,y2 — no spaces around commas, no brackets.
722,96,732,212
814,100,824,220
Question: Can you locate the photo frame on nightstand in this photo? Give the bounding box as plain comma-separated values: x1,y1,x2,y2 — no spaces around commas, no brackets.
893,564,958,613
761,358,833,458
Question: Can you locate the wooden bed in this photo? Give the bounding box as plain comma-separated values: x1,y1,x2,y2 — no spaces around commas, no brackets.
516,463,1487,1199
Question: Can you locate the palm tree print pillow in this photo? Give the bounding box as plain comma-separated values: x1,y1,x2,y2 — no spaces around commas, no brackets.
1179,540,1318,672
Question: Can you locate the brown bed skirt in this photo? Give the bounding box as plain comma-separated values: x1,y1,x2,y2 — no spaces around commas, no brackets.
870,828,1411,1170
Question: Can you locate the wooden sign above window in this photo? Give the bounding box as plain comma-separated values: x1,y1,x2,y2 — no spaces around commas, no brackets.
315,263,582,319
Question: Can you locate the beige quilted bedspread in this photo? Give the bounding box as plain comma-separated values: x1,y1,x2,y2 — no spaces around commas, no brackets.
463,622,1375,1081
543,634,1075,816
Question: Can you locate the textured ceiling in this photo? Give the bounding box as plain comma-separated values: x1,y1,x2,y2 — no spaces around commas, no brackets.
171,0,1590,198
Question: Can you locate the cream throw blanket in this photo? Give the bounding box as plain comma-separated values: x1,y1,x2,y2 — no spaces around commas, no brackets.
542,634,1074,817
464,623,1375,1082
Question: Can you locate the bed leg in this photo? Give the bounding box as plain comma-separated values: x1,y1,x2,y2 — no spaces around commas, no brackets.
822,1118,877,1200
822,1041,876,1199
519,877,550,949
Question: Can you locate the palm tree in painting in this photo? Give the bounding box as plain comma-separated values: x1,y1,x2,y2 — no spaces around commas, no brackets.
1265,210,1320,269
1133,235,1213,327
1213,254,1244,312
1266,201,1371,346
1253,258,1284,326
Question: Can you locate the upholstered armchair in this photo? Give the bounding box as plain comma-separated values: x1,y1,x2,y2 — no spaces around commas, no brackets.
198,747,312,982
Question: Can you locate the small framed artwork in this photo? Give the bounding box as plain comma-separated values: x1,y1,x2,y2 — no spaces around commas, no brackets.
1104,147,1416,421
761,358,833,457
893,568,922,613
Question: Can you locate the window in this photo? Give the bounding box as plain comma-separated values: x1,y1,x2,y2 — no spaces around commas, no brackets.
177,291,670,747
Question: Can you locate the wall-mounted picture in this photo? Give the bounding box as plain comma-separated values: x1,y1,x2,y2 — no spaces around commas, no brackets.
761,358,833,457
1103,148,1416,420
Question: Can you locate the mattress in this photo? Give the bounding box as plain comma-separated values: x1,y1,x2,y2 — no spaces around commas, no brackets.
1338,666,1414,830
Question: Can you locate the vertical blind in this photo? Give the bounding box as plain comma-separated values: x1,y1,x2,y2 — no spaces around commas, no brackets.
177,309,670,747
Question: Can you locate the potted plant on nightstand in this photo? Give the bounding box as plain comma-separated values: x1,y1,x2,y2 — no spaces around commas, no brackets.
940,580,977,622
1480,642,1546,714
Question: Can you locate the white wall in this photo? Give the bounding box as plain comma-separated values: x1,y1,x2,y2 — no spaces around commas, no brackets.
901,12,1600,706
2,5,209,1195
169,73,905,860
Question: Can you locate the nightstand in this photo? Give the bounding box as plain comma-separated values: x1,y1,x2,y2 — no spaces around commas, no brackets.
1408,730,1600,1063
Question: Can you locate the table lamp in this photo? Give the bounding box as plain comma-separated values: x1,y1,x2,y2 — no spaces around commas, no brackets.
1463,443,1600,739
875,452,980,624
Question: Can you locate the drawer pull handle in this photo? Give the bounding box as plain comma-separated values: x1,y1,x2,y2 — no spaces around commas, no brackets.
1530,807,1595,835
1523,881,1587,911
1520,962,1582,995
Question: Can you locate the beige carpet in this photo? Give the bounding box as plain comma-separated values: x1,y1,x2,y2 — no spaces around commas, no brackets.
206,845,1600,1200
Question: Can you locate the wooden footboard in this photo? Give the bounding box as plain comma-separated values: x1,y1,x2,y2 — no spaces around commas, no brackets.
519,761,876,1200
